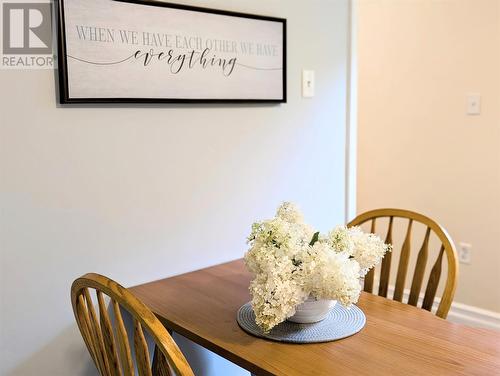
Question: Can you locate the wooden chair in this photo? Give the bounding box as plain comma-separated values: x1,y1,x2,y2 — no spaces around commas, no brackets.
348,208,458,319
71,273,194,376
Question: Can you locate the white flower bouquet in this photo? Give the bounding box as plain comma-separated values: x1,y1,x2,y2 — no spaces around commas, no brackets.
244,202,392,332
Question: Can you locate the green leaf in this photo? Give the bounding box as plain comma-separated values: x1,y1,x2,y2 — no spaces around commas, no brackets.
309,231,320,246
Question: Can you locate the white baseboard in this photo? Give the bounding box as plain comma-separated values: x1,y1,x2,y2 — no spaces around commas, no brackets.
446,301,500,330
384,284,500,331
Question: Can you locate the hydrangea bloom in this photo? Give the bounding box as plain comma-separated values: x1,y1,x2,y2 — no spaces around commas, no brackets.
350,226,392,273
244,202,390,332
327,226,354,253
325,225,392,275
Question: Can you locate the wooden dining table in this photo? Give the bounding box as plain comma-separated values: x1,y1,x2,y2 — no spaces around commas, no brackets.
130,259,500,375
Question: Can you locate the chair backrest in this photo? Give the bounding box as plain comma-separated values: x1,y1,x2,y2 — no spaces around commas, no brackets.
71,273,194,376
348,208,458,319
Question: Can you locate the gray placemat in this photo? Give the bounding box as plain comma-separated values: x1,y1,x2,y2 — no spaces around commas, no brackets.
237,302,366,343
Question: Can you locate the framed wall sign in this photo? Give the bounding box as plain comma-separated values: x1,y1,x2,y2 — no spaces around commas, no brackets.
57,0,286,104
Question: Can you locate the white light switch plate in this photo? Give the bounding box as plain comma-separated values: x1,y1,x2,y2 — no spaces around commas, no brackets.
458,242,472,264
302,70,315,98
466,93,481,115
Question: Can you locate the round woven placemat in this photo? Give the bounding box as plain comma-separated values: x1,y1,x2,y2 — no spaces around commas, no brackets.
237,302,366,343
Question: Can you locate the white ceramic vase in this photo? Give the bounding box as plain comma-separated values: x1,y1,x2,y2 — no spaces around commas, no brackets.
287,296,337,324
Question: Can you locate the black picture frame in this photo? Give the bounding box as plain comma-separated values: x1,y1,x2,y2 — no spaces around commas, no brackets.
57,0,287,104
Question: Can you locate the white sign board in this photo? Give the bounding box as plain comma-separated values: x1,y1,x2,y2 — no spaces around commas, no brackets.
57,0,286,103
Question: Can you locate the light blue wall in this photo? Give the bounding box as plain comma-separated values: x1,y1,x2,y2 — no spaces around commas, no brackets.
0,0,350,374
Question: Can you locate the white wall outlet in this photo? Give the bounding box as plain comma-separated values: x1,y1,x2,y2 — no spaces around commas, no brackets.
466,93,481,115
458,242,472,264
302,70,315,98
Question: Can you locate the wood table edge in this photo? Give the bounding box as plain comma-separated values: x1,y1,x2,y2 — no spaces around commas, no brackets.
151,310,275,376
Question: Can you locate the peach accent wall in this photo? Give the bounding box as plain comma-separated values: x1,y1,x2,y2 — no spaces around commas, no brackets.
357,0,500,312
